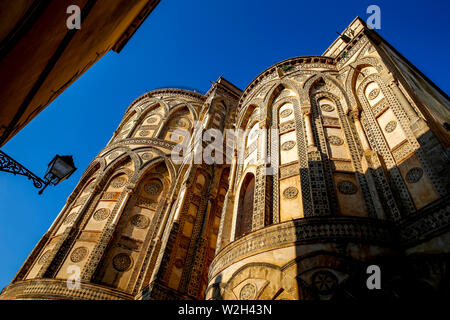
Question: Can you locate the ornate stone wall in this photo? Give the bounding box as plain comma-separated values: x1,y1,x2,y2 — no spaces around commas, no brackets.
1,17,449,301
207,17,450,300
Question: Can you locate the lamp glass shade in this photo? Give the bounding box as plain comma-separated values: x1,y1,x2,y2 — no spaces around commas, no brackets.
45,155,76,185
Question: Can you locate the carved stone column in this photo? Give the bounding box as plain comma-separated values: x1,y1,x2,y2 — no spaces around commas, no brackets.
38,185,101,278
252,122,268,231
385,75,422,125
216,151,237,253
351,110,371,152
81,184,134,281
303,108,315,148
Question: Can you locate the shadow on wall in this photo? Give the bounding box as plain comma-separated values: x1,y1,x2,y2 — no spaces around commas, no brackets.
290,124,450,301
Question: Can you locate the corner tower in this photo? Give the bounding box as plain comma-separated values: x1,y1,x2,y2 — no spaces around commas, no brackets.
0,79,242,300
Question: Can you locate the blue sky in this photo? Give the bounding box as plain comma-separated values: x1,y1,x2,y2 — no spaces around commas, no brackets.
0,0,449,289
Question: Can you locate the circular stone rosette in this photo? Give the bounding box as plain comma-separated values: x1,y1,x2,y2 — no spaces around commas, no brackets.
93,208,110,221
144,181,162,196
70,247,88,263
328,135,344,146
280,109,293,118
63,213,77,225
320,104,335,112
405,167,423,184
312,270,338,294
385,121,397,133
281,140,296,151
38,250,52,265
368,88,380,100
337,181,358,195
113,253,133,272
130,214,150,229
141,152,153,161
111,176,127,188
283,186,299,199
239,283,257,300
146,117,158,124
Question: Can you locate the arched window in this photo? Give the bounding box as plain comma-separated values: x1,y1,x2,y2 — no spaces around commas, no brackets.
235,173,255,239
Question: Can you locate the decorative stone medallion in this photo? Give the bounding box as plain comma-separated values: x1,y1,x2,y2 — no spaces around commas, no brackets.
312,271,338,294
146,117,157,124
385,121,397,133
283,186,299,199
87,182,96,191
130,214,150,229
281,140,296,151
144,181,162,196
108,151,119,160
174,258,184,269
328,135,344,146
239,283,257,300
113,253,132,272
280,109,293,118
38,250,52,265
368,88,380,100
320,104,335,112
175,118,187,127
186,215,195,223
63,213,77,225
141,152,153,161
405,167,424,184
70,247,88,263
93,208,110,221
139,130,150,137
337,181,358,195
111,176,127,188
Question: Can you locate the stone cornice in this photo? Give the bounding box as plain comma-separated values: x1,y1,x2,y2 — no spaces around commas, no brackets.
237,56,336,112
125,88,205,113
209,217,397,280
0,279,134,300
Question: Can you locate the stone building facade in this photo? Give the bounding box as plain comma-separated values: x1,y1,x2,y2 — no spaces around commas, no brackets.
1,17,449,300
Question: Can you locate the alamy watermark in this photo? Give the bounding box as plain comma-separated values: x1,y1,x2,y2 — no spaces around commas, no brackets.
367,5,381,30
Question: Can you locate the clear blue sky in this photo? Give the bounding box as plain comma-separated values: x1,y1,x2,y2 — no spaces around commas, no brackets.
0,0,448,290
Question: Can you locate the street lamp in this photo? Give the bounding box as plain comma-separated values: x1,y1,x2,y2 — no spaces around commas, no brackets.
0,151,76,195
38,155,77,194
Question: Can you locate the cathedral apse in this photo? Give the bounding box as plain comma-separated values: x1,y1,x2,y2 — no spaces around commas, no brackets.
1,17,449,301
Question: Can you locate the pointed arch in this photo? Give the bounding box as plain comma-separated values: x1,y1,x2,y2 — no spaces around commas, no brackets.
234,172,255,240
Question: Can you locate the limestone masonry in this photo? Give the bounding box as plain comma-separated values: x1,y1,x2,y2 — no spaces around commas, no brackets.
2,17,449,300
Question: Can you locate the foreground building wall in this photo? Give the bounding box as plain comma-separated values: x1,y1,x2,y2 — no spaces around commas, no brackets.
0,0,160,147
1,17,449,300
